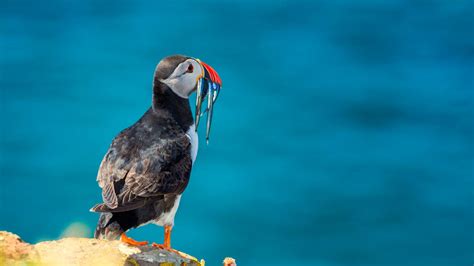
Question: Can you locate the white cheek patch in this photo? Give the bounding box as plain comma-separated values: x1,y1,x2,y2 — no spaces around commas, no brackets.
160,59,203,99
161,77,189,98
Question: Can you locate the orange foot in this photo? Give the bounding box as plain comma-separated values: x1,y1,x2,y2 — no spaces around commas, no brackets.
152,243,176,252
120,233,148,246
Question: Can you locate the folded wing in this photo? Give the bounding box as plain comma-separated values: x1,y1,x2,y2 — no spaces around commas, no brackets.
91,129,192,213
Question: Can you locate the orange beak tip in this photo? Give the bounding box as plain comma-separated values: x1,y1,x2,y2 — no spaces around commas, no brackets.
200,61,222,86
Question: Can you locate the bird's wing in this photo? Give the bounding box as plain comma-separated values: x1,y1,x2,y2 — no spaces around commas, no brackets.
95,129,192,212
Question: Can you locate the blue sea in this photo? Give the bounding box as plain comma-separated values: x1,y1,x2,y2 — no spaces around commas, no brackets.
1,1,473,265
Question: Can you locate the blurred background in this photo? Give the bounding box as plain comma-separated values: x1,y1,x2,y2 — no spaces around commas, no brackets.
1,0,473,265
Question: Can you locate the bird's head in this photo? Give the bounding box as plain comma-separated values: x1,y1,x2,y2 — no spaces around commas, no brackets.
154,55,222,142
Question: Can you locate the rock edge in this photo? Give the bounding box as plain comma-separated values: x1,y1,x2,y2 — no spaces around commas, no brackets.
0,231,203,266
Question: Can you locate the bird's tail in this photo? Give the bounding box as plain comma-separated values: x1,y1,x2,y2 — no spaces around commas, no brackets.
94,212,123,240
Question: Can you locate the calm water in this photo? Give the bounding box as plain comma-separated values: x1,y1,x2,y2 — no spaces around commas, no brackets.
1,1,473,265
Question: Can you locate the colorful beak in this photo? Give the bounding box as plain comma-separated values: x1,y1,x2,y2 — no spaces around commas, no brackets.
195,59,222,143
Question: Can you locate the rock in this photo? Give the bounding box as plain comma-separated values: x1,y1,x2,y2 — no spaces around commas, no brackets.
125,246,199,266
0,231,204,266
0,231,39,265
34,238,131,266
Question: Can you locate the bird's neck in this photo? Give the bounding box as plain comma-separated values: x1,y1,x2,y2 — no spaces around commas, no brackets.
152,82,193,130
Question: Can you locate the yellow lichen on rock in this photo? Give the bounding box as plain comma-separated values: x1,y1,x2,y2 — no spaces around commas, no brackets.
34,238,126,266
0,231,39,265
0,231,203,266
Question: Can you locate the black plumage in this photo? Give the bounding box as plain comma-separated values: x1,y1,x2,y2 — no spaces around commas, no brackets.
91,55,195,240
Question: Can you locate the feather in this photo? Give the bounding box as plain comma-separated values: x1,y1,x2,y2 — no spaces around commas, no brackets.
91,108,192,214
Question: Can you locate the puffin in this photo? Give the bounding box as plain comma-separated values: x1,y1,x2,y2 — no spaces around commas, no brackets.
90,55,222,250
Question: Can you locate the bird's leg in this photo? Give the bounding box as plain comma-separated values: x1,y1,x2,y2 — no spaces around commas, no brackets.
120,233,148,246
164,225,172,248
152,225,173,249
152,226,198,261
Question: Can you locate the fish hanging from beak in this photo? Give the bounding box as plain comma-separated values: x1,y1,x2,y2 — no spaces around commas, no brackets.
195,59,222,144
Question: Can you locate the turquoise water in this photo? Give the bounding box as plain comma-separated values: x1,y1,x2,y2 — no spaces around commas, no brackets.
1,1,473,265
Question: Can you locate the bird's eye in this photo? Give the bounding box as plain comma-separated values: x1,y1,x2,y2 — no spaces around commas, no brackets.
186,64,194,73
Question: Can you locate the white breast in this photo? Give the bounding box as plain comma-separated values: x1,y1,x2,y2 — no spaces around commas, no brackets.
186,124,198,164
154,195,182,227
